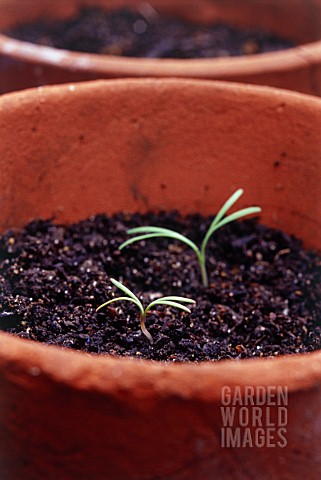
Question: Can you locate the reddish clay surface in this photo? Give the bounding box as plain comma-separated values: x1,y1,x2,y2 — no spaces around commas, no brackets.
0,79,321,479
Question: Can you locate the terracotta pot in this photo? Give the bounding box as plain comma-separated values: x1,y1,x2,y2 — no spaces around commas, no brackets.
0,79,321,479
0,0,321,95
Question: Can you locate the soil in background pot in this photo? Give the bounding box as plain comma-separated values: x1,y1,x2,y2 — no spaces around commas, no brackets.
4,7,296,58
0,210,320,362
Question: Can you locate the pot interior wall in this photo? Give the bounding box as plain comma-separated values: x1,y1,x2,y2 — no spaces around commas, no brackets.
0,0,320,45
0,79,320,251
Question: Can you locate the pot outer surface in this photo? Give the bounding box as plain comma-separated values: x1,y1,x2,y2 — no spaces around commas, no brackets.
0,0,320,95
0,79,320,479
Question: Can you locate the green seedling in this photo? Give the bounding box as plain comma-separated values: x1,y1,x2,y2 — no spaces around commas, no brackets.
119,189,261,287
96,278,195,344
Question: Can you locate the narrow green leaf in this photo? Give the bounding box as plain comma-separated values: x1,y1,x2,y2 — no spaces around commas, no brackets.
212,189,244,228
201,206,261,255
127,226,174,234
214,206,262,230
145,300,192,314
110,278,139,302
96,296,141,312
202,189,243,252
109,278,144,315
152,296,196,304
121,226,200,255
119,233,167,250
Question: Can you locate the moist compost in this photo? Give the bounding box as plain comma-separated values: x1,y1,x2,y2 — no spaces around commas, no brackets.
5,6,295,58
0,211,320,362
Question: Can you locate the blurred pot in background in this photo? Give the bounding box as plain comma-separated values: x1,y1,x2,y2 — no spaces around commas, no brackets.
0,0,320,95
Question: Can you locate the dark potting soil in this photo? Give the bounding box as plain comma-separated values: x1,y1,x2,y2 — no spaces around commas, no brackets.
5,7,295,58
0,211,320,362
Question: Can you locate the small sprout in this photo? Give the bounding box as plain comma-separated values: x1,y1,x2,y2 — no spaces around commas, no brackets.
119,189,261,287
96,278,195,344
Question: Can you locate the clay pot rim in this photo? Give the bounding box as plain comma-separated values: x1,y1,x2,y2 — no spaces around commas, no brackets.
1,77,321,399
2,76,321,111
0,32,321,78
1,332,321,399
